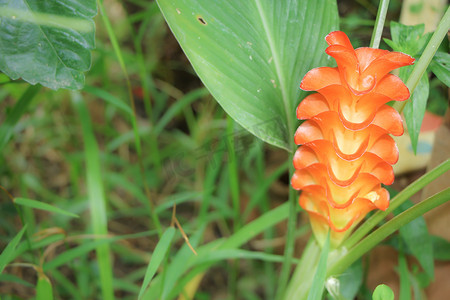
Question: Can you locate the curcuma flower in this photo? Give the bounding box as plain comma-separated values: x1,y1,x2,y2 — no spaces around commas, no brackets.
291,31,414,248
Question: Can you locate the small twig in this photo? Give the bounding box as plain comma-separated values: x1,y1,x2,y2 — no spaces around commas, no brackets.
171,204,197,256
0,185,15,203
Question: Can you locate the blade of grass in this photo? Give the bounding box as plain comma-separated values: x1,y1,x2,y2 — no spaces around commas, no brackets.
138,227,175,300
14,197,79,218
158,203,290,298
0,85,40,152
195,249,299,265
0,274,34,288
83,85,133,116
71,91,114,300
0,225,27,274
36,273,54,300
44,231,154,271
153,88,209,135
97,0,162,236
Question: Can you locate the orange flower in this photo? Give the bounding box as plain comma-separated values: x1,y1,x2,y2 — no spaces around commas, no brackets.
292,31,414,247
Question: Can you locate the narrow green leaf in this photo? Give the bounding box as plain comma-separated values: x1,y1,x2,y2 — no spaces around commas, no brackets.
153,88,209,135
307,232,330,300
36,274,54,300
430,51,450,87
72,91,114,300
157,202,290,299
156,0,339,150
138,227,175,300
195,249,298,265
398,253,411,300
0,274,34,288
220,202,289,249
394,200,434,279
0,85,40,152
402,69,429,154
44,231,154,271
0,225,27,274
83,85,133,116
372,284,394,300
14,197,79,218
0,0,96,90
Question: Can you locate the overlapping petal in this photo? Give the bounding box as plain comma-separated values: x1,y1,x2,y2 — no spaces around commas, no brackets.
291,31,414,247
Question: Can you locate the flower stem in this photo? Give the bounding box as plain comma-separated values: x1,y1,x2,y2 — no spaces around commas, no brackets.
343,159,450,249
393,7,450,113
369,0,390,49
328,187,450,276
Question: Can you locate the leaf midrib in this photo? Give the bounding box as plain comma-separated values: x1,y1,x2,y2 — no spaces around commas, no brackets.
254,0,294,150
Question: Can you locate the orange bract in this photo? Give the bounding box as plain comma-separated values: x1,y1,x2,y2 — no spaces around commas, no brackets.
292,31,414,247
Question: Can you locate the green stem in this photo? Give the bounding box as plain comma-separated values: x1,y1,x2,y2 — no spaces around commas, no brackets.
275,154,299,300
227,116,241,231
328,188,450,276
393,7,450,113
369,0,390,49
97,0,162,236
343,159,450,249
284,238,321,300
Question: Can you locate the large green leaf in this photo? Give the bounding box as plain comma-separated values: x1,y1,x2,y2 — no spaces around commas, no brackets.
156,0,339,150
0,0,96,90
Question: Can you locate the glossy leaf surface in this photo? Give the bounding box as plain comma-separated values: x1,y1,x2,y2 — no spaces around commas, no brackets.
156,0,339,150
0,0,96,90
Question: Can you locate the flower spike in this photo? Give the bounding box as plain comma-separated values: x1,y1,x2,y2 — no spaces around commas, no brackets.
292,31,414,248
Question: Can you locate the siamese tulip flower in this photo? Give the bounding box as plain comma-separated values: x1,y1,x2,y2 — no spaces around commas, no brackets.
291,31,414,247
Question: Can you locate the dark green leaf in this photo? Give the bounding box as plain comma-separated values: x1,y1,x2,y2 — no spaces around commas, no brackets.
156,0,339,150
394,200,434,280
0,0,97,90
372,284,394,300
430,51,450,87
402,67,429,154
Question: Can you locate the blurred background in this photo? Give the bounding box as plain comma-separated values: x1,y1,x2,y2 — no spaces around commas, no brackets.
0,0,448,299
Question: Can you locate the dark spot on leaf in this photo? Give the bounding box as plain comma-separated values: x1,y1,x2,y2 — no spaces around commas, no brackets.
197,16,207,25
